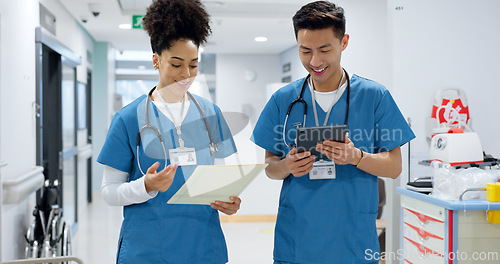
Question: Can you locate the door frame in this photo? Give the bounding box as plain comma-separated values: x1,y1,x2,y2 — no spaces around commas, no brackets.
35,26,81,226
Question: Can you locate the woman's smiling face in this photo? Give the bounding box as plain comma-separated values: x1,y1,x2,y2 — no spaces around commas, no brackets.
154,39,199,98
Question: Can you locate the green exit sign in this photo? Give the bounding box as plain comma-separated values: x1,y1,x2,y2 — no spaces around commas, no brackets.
132,15,144,29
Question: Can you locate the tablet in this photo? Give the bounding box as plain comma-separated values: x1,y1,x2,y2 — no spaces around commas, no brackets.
295,125,347,159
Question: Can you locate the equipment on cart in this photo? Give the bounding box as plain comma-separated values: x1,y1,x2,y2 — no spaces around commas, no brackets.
425,88,484,165
25,180,72,261
409,87,497,194
408,87,500,198
426,87,472,143
430,129,484,166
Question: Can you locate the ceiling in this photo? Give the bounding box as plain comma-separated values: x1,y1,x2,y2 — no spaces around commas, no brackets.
61,0,311,54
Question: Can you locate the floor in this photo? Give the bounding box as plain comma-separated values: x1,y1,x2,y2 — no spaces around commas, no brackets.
71,194,276,264
71,194,384,264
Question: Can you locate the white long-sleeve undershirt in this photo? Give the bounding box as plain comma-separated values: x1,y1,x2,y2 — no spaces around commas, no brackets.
101,166,157,206
101,157,226,206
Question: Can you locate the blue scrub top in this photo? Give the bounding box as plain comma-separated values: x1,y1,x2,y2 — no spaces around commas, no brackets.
98,93,236,264
252,74,415,264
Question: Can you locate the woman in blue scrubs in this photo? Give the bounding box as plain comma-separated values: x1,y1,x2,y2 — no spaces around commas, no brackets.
97,0,241,263
252,1,415,263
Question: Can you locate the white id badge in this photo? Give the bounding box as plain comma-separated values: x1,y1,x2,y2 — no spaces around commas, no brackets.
169,147,197,166
309,160,335,180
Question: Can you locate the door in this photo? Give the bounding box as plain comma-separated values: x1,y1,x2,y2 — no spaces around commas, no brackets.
76,72,93,204
36,43,79,229
61,61,78,226
86,71,92,203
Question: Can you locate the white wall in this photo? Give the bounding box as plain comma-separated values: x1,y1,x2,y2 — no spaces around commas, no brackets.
216,54,283,215
280,45,308,82
0,0,39,260
91,42,116,192
340,0,391,87
216,54,282,124
392,0,500,160
280,0,391,89
0,0,95,259
0,12,2,260
39,0,94,84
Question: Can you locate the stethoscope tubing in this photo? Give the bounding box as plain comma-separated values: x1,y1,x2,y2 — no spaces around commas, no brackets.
283,68,351,147
136,87,218,175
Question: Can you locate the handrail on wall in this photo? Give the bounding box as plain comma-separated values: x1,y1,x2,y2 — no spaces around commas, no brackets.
2,166,44,204
0,256,83,264
77,145,92,161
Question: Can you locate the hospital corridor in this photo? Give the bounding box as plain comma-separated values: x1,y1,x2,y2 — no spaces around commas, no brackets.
2,0,500,264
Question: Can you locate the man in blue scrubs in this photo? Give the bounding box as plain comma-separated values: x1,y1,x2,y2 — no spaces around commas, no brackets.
252,1,415,263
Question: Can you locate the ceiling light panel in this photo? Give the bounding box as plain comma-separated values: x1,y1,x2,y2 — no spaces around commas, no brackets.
118,0,151,14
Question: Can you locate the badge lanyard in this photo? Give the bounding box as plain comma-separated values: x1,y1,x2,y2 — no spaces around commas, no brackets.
155,89,197,166
307,71,345,180
308,70,345,127
155,89,186,147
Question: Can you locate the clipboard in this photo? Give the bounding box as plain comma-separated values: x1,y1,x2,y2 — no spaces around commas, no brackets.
296,125,347,159
167,164,268,205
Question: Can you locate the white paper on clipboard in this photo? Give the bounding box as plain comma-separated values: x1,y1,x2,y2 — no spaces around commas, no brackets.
167,164,268,205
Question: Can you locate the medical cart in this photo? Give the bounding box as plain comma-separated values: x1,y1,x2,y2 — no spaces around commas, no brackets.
397,187,500,264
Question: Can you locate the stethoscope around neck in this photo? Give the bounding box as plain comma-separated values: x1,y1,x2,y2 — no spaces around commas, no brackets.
136,87,219,175
283,68,351,147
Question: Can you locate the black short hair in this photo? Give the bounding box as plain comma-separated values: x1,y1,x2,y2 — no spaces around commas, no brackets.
142,0,211,54
292,1,346,41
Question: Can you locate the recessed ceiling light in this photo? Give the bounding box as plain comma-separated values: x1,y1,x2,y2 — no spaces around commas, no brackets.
119,24,131,30
255,36,268,42
137,65,146,70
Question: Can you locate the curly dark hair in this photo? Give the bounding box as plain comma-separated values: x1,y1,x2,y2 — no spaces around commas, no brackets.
142,0,211,54
293,1,346,41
